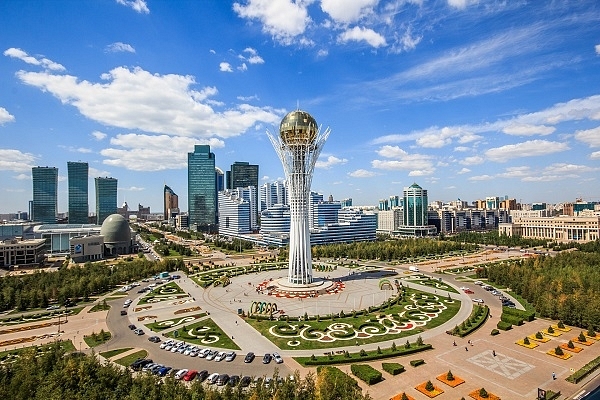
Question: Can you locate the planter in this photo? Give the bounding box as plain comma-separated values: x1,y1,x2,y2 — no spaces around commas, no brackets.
542,329,562,337
389,393,415,400
560,343,583,353
528,334,550,343
415,382,444,398
515,339,538,349
469,389,501,400
436,373,465,388
573,338,593,346
547,349,572,360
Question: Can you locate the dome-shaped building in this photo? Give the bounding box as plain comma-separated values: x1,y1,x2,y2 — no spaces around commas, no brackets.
100,214,133,256
279,110,319,145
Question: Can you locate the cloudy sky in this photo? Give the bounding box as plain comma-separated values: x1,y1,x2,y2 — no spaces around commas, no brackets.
1,0,600,214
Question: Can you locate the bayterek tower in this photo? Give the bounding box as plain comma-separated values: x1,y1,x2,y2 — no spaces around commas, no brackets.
267,110,330,285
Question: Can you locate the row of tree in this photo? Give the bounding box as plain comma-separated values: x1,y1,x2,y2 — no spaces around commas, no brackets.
442,230,551,248
0,344,369,400
480,249,600,329
0,258,186,312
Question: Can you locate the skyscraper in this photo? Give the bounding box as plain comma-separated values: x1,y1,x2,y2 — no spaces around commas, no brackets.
188,145,216,232
32,166,58,223
267,110,330,285
95,177,118,225
227,161,259,226
403,183,428,227
163,184,179,220
67,161,89,224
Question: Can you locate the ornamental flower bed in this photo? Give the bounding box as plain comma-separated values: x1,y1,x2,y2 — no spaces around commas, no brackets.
547,347,573,360
516,338,538,349
560,343,583,353
573,336,593,346
436,370,465,387
415,380,444,398
528,333,550,343
390,393,415,400
542,329,562,337
469,388,501,400
553,324,571,332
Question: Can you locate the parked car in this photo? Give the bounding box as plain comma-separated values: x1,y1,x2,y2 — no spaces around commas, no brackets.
225,351,236,362
133,328,144,336
120,310,127,316
206,350,218,360
46,305,59,310
228,375,240,386
157,366,172,377
160,339,174,349
128,324,136,330
463,289,474,294
272,352,283,364
244,352,255,363
174,369,189,380
215,351,226,362
196,370,209,382
216,374,230,386
240,376,252,387
472,298,484,304
262,353,272,364
198,348,211,358
148,336,161,343
183,370,198,381
207,372,220,384
184,345,197,356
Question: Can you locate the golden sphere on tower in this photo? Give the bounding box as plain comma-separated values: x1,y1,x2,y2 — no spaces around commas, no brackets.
279,110,318,145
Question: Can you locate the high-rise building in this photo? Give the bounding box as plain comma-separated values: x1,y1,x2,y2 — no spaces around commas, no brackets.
403,183,428,226
226,161,259,224
267,110,330,285
188,145,216,232
218,190,251,236
32,166,58,224
215,167,225,192
95,177,118,225
163,184,179,220
67,161,89,224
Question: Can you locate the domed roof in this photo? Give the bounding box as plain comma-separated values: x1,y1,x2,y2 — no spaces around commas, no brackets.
279,110,318,145
100,214,131,243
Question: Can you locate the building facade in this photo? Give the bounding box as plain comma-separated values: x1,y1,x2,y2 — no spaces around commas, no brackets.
163,184,179,221
95,177,118,225
188,145,217,232
218,190,251,236
32,166,58,224
0,238,46,268
67,161,89,224
499,214,600,242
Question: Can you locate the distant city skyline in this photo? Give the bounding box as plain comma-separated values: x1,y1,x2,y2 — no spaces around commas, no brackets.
1,1,600,213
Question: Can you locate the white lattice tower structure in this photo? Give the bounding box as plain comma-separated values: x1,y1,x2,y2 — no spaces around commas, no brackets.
267,110,330,285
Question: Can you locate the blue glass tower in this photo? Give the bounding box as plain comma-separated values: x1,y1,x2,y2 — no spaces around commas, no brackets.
32,166,58,223
68,161,89,224
95,177,118,225
403,183,428,226
188,145,216,232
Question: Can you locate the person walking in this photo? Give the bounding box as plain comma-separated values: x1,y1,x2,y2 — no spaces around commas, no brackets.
552,372,556,380
492,350,496,357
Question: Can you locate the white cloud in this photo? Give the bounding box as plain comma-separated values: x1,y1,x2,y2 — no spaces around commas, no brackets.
392,26,422,53
0,107,15,125
220,62,233,72
89,167,111,178
590,151,600,160
457,167,470,174
596,44,600,55
15,65,283,139
58,145,93,153
119,186,145,191
261,175,270,181
91,131,107,140
317,49,328,57
459,156,484,165
116,0,149,14
485,140,569,162
238,63,248,72
233,0,310,45
502,123,555,136
468,174,494,181
496,166,531,178
4,47,65,71
0,149,36,172
315,155,348,169
243,48,265,64
372,145,435,175
14,173,30,180
348,169,376,178
320,0,378,24
338,26,387,48
454,146,470,152
447,0,478,9
105,42,136,53
574,126,600,147
100,133,225,171
415,126,479,148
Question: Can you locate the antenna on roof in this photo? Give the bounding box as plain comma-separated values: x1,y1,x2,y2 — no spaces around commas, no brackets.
296,100,300,110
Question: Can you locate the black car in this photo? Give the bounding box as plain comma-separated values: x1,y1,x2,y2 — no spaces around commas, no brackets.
120,310,128,316
244,351,255,363
130,358,153,371
148,336,161,343
262,353,272,364
228,375,240,386
196,370,209,382
240,376,251,387
128,324,136,330
216,374,230,386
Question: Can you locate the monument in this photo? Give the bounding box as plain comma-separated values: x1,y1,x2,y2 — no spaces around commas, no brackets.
267,110,330,286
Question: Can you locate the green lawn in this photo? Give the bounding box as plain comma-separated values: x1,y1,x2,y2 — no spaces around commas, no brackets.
100,347,133,359
246,289,460,350
0,340,76,361
165,318,240,350
83,331,112,347
88,303,110,312
114,350,148,367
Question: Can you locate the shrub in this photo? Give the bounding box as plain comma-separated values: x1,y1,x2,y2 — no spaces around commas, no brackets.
497,321,512,331
446,370,454,381
568,340,575,349
547,326,555,334
579,332,587,342
425,380,434,391
377,346,382,354
360,349,367,357
558,321,565,329
479,388,489,398
350,364,382,385
490,329,499,336
391,342,397,351
405,340,411,349
401,393,409,400
381,362,404,375
555,346,564,356
410,359,425,367
588,326,596,337
416,336,424,346
523,337,530,345
535,332,543,339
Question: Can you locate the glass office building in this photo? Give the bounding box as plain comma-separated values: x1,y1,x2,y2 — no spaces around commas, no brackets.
95,177,117,225
188,145,216,232
67,161,89,224
403,183,428,227
32,166,58,224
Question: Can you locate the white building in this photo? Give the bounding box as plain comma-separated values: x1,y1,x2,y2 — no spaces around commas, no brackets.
218,190,251,236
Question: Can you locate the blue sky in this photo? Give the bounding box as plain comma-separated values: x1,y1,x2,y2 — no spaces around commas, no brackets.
1,0,600,215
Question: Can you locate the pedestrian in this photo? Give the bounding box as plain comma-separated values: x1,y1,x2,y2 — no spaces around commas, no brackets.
465,346,468,351
552,372,556,380
492,350,496,357
453,341,457,346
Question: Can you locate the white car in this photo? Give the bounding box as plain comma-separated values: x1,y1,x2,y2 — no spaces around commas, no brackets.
160,339,174,350
272,352,283,364
224,351,236,362
473,281,483,285
472,298,485,304
207,372,220,384
174,369,189,380
206,350,218,360
184,346,197,356
214,351,226,362
459,286,470,291
198,348,211,358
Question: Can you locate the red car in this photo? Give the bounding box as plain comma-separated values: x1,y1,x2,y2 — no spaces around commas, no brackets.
183,370,198,381
463,289,474,294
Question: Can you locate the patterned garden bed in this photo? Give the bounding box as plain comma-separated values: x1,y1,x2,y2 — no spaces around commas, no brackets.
415,381,444,398
560,343,583,353
436,372,465,387
547,349,572,360
515,339,538,349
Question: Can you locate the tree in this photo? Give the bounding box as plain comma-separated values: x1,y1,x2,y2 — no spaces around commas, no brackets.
425,380,434,391
523,337,530,345
479,388,489,398
568,340,575,349
401,393,409,400
446,370,454,381
558,321,565,329
579,331,587,342
547,325,554,334
535,332,543,339
555,346,564,356
416,336,424,346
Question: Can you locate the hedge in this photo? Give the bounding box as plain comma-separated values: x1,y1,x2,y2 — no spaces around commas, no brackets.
566,355,600,383
409,359,425,367
456,305,489,337
382,363,405,375
500,314,523,326
490,329,500,336
501,306,535,322
297,344,432,366
351,364,382,385
497,321,512,331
